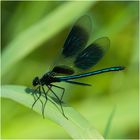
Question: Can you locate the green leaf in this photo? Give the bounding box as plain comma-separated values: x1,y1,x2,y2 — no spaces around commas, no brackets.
103,106,116,138
2,1,96,76
1,85,104,139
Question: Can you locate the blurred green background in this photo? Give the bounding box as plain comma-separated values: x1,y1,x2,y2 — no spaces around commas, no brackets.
1,1,139,139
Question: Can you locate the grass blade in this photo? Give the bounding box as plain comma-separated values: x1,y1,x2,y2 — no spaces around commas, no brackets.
103,106,116,138
1,85,104,139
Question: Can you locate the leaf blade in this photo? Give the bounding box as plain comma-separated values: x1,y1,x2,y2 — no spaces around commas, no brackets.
1,85,104,139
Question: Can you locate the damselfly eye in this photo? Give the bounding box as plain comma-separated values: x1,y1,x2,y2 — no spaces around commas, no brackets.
32,77,39,86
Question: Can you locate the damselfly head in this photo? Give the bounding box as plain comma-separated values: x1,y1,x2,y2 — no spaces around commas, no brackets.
32,76,40,86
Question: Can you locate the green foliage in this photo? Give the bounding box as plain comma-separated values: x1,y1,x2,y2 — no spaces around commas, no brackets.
1,85,104,139
2,1,95,76
104,106,116,138
1,1,139,139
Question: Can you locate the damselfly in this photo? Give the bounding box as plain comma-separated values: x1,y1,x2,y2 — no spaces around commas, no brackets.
32,15,125,119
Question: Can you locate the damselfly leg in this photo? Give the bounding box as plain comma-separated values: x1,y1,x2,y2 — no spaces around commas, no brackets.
47,85,68,120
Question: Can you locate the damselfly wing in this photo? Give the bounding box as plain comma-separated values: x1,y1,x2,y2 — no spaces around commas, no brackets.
32,15,125,119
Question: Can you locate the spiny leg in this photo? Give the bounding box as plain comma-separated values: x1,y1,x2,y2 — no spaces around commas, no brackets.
41,94,61,113
32,86,42,109
33,93,44,110
50,84,65,101
41,86,49,118
41,86,66,118
31,89,38,111
37,86,46,117
31,86,48,118
47,85,68,120
32,87,46,118
38,98,44,109
31,86,40,101
35,87,44,109
31,86,40,109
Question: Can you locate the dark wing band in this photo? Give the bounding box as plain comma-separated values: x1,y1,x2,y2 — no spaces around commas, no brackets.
62,15,91,57
74,37,110,70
